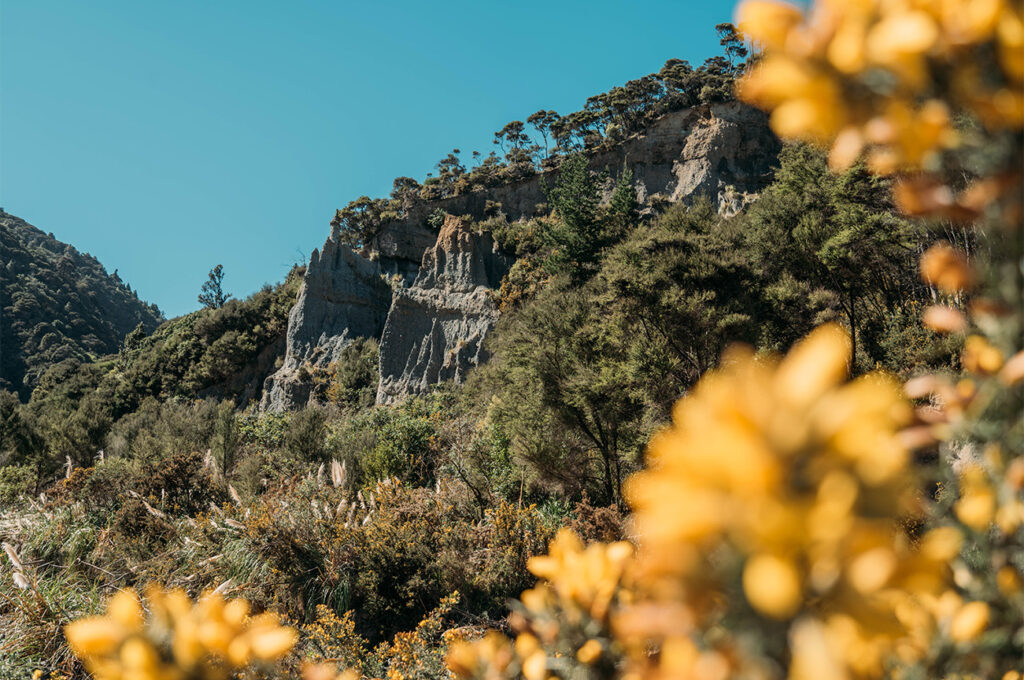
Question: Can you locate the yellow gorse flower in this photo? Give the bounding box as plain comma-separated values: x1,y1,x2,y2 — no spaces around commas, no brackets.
448,531,633,680
737,0,1024,172
64,587,296,680
525,529,633,623
622,324,953,677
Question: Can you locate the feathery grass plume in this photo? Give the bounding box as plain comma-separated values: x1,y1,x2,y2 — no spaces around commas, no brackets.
3,542,30,591
64,455,73,479
331,459,345,488
3,542,24,572
204,447,216,472
141,500,166,519
228,484,242,506
212,579,234,596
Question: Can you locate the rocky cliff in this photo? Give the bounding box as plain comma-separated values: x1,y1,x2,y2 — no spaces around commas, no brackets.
376,215,513,404
259,236,391,411
261,101,780,410
366,101,779,269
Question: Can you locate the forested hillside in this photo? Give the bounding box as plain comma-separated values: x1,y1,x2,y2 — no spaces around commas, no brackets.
0,211,163,398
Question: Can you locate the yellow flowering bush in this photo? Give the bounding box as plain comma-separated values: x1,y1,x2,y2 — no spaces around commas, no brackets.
301,593,461,680
64,587,297,680
737,0,1023,173
448,531,634,680
736,1,1024,672
622,323,957,678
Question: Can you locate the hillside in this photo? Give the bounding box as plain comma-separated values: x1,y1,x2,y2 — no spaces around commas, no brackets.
0,211,163,398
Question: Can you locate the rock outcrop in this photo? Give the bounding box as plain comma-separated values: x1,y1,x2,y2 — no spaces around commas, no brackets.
376,216,513,404
262,101,780,410
259,236,391,411
367,101,779,263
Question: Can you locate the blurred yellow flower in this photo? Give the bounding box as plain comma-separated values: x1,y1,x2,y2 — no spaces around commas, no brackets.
736,0,1022,173
64,587,296,680
920,242,974,294
962,335,1005,376
949,601,991,642
575,639,603,664
526,529,634,623
737,0,804,50
623,324,948,677
743,553,802,619
955,464,996,531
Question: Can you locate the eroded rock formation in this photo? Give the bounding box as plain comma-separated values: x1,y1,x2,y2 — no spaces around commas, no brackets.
262,102,780,410
376,216,513,404
260,237,391,411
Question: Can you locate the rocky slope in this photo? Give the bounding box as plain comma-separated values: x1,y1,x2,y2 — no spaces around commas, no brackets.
376,215,513,404
259,237,391,411
0,211,164,399
365,101,779,272
261,101,780,410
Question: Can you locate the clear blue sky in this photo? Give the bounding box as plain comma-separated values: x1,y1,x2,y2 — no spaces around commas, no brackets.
1,0,739,318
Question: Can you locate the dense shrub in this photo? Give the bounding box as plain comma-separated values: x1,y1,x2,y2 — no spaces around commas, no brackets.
0,464,34,506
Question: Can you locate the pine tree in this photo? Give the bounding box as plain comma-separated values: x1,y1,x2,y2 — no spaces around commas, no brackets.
198,264,231,309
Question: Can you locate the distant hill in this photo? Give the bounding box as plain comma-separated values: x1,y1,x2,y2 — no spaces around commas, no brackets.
0,210,164,399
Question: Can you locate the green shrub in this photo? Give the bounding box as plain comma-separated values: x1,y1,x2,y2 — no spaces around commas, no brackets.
329,337,379,410
360,397,441,486
141,450,228,516
0,464,35,506
238,409,290,449
286,408,328,463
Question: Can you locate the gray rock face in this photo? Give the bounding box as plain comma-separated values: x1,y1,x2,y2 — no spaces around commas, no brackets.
367,101,779,263
260,237,391,411
376,216,512,404
264,102,779,410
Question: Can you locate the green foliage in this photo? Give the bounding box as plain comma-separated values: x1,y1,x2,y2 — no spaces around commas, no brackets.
474,282,644,505
0,211,163,398
426,207,448,231
0,464,35,506
331,195,403,248
13,269,302,487
594,199,760,413
471,144,943,511
0,389,44,473
360,396,443,486
213,400,241,474
738,144,927,371
606,165,638,239
542,154,602,278
238,409,290,449
197,264,232,309
286,407,328,463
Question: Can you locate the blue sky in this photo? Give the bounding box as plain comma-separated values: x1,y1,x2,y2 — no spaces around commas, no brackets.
1,1,739,317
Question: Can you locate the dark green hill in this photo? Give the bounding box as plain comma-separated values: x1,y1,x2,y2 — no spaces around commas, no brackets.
0,210,164,399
